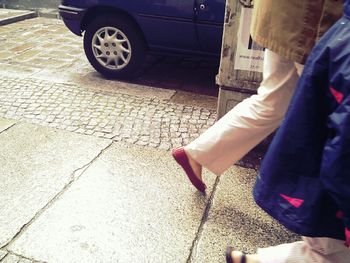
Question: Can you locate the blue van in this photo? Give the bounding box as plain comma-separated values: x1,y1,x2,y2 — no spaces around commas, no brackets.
59,0,225,79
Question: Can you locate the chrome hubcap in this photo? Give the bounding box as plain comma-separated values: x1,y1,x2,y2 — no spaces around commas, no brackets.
92,27,131,70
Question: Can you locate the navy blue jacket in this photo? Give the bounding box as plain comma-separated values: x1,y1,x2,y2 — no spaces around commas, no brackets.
254,1,350,240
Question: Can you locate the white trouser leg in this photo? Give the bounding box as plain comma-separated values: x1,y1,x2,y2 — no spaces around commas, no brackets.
257,237,350,263
186,49,304,175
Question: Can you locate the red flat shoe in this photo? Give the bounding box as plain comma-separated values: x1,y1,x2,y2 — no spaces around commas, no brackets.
172,147,206,193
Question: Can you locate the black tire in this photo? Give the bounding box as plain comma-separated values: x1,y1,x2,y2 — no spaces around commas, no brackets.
84,14,147,79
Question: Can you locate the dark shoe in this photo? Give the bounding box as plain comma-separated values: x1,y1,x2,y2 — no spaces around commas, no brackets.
172,147,206,193
226,246,247,263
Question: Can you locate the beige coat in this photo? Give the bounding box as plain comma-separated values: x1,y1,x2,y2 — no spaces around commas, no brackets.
250,0,343,64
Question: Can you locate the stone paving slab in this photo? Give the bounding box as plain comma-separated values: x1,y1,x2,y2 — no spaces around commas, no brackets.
192,166,300,262
0,253,35,263
0,253,18,263
0,118,16,132
0,18,84,70
0,9,36,26
9,142,217,263
0,76,216,151
0,250,8,260
0,120,111,248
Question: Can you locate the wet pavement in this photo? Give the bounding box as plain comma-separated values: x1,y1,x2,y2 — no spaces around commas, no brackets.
0,12,299,263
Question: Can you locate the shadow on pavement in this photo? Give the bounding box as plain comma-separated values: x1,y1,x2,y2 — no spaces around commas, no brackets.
123,55,219,97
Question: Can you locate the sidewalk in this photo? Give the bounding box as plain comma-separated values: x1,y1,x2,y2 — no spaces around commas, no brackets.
0,15,299,263
0,118,298,263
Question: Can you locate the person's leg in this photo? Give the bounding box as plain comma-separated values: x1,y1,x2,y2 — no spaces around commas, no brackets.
257,241,307,263
226,242,304,263
255,237,350,263
301,237,350,263
185,49,304,176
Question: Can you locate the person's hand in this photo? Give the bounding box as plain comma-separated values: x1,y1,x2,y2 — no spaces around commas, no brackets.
345,228,350,247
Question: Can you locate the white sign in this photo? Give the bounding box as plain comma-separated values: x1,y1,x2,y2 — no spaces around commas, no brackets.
234,7,264,72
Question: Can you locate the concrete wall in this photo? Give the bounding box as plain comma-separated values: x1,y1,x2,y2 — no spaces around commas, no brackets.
1,0,60,9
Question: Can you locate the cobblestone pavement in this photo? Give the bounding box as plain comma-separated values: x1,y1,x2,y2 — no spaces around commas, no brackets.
0,76,216,150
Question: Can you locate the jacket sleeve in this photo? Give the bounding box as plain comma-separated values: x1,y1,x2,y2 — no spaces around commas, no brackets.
320,93,350,245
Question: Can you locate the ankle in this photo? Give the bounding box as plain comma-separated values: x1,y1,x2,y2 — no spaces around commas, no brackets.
232,251,259,263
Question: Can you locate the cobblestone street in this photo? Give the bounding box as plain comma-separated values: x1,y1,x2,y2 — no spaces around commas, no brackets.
0,76,216,150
